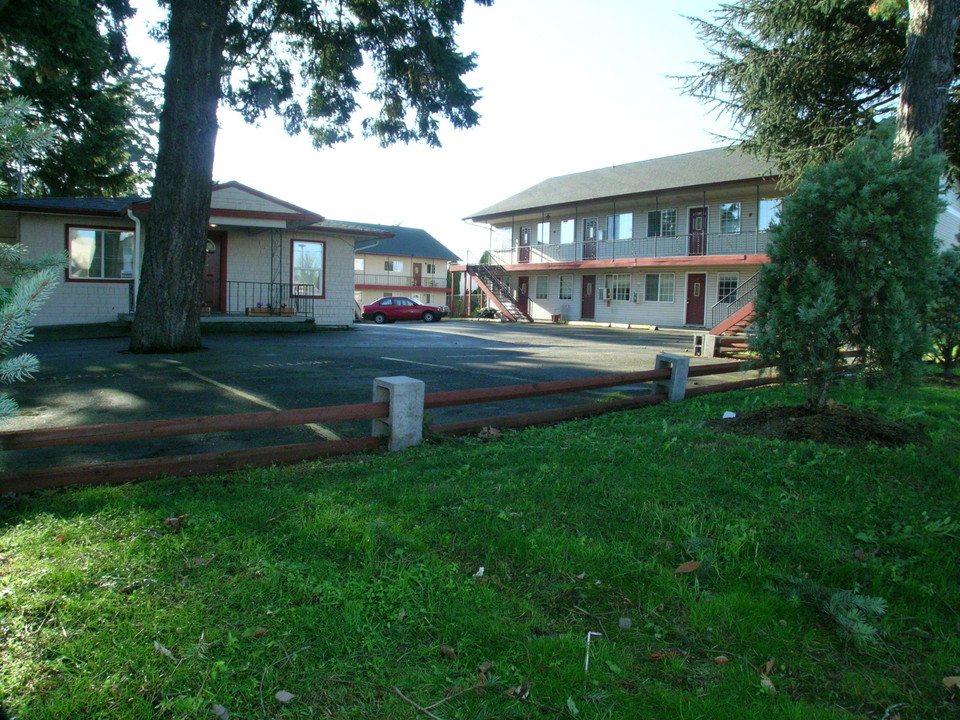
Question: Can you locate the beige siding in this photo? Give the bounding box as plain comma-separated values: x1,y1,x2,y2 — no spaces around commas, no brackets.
211,186,297,215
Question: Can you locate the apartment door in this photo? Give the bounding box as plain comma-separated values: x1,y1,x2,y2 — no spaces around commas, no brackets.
203,230,227,311
581,275,596,319
412,262,422,286
519,226,532,263
688,207,707,256
685,273,706,325
583,218,598,260
517,276,530,314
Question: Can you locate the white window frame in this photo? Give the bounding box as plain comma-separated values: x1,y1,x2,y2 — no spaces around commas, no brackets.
559,274,573,300
535,275,549,299
537,221,551,245
560,219,575,244
604,273,631,301
384,260,404,272
717,272,739,303
759,198,782,231
647,209,677,237
425,262,437,274
291,239,325,297
644,273,675,303
67,226,135,281
720,202,741,234
604,213,633,241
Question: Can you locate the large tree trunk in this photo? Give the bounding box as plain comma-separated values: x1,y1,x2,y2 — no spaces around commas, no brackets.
895,0,960,157
129,0,229,353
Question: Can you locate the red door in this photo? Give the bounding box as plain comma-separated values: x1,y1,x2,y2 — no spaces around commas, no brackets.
685,273,706,325
519,226,531,263
412,262,422,286
203,230,227,311
583,218,598,260
688,207,707,256
581,275,596,319
517,276,529,314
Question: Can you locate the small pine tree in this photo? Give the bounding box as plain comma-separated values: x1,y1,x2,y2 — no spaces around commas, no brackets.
930,247,960,375
0,95,64,421
752,124,944,408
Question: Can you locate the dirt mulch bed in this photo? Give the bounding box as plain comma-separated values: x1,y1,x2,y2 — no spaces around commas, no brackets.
705,404,927,448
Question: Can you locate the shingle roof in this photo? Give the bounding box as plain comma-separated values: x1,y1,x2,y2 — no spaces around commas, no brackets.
467,147,778,221
0,196,144,215
346,222,460,261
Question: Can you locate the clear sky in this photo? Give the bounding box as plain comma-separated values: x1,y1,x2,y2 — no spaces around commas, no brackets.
127,0,737,263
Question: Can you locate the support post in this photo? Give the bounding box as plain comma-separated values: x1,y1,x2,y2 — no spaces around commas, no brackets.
653,353,690,402
372,376,426,451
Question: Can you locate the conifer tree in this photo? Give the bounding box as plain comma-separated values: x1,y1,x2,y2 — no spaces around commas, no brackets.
930,247,960,375
751,125,944,408
0,95,64,421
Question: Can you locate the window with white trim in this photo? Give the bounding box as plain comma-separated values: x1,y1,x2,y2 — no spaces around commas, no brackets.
425,262,437,274
604,273,631,301
644,273,675,302
354,256,365,272
759,198,782,230
603,213,633,240
292,239,325,296
535,275,549,299
384,260,403,272
537,221,551,244
560,219,575,244
495,226,512,250
717,272,739,303
559,274,573,300
67,227,135,280
720,202,741,233
647,209,677,237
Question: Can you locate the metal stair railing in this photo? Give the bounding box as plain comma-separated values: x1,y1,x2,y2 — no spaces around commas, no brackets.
469,263,530,321
710,271,759,328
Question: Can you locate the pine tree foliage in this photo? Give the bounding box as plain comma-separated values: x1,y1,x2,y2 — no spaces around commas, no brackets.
929,247,960,374
684,0,959,184
776,576,888,646
751,124,944,408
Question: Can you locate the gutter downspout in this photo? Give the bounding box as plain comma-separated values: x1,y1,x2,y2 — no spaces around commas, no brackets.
127,208,142,314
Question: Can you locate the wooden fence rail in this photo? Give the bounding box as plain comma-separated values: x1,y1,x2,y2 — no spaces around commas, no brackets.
0,356,772,494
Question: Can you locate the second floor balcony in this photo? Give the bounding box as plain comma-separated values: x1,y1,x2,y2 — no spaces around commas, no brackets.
491,230,771,267
355,272,450,289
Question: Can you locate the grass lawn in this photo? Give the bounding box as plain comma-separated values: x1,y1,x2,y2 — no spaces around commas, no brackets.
1,379,958,719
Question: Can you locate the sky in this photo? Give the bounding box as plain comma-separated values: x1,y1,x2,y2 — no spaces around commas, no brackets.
126,0,738,263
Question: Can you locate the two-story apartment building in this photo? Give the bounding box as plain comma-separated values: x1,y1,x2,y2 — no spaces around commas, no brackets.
349,223,459,309
460,147,781,331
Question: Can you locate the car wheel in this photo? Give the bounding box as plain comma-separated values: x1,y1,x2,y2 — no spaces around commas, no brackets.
422,311,437,323
373,312,387,324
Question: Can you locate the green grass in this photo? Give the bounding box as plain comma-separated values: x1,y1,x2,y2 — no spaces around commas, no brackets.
2,380,959,719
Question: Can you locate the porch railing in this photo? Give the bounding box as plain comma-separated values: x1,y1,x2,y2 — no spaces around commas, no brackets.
354,273,449,289
223,281,315,318
491,230,770,266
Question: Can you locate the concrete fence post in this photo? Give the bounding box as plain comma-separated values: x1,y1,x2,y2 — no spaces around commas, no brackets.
653,353,690,402
372,376,426,451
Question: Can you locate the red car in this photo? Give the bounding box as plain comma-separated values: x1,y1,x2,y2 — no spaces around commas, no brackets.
362,296,449,324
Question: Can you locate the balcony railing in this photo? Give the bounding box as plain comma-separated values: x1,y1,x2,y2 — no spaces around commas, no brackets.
354,273,449,289
223,281,315,318
491,231,771,266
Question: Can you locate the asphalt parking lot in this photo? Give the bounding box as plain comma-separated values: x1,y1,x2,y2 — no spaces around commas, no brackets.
3,320,738,473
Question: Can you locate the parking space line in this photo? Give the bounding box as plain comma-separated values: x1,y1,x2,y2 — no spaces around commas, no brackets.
161,360,341,441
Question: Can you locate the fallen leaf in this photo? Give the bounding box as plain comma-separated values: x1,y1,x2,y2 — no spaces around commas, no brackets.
853,548,867,562
163,515,189,531
440,645,457,661
566,697,580,715
760,676,777,694
153,641,177,662
472,567,485,578
944,676,960,688
211,704,230,719
650,648,686,662
574,572,586,581
109,684,122,697
760,658,776,676
253,627,268,638
478,660,493,674
189,556,214,566
618,617,632,630
275,691,295,703
55,533,66,543
714,655,730,665
674,560,702,574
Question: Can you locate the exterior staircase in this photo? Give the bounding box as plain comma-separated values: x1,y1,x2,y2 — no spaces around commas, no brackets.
702,271,759,357
467,263,533,322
